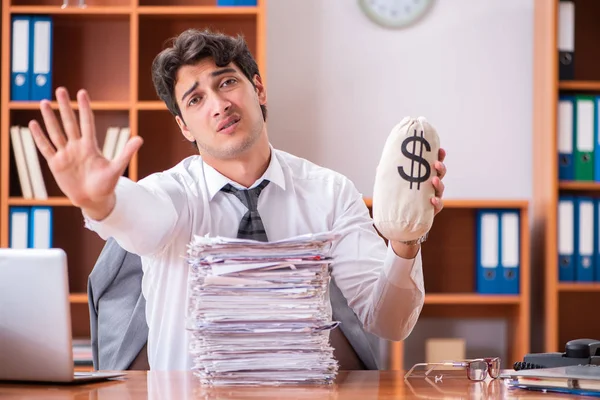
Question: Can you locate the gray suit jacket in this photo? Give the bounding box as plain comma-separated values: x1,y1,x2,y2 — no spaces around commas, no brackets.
88,237,381,371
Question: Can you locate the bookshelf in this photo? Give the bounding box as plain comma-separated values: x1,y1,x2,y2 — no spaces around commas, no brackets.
364,199,530,371
0,0,267,341
533,0,600,353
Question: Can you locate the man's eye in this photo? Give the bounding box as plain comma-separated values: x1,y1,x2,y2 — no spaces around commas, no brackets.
188,96,201,106
222,78,237,87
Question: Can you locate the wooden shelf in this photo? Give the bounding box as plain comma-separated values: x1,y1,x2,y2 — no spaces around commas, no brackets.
136,101,167,111
69,293,88,304
533,0,600,354
424,293,521,305
8,197,72,206
363,198,528,210
558,283,600,292
559,181,600,190
9,5,131,14
137,6,258,15
10,101,131,111
559,80,600,91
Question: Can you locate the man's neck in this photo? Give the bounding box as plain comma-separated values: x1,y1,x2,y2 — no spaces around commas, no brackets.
206,139,272,188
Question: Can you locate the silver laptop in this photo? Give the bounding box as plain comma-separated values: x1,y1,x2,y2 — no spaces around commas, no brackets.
0,248,124,383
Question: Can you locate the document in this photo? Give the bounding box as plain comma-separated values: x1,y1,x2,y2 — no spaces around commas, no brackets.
185,232,341,386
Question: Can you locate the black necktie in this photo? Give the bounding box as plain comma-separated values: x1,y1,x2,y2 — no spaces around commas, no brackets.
220,180,270,242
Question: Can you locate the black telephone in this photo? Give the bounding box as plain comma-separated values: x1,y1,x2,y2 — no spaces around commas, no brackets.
514,338,600,370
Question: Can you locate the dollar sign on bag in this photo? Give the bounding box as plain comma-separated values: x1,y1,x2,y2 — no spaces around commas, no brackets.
398,129,431,190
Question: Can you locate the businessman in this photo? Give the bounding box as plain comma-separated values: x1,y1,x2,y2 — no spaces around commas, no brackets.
28,29,447,370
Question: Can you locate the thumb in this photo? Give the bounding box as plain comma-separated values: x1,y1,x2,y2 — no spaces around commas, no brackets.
112,136,143,176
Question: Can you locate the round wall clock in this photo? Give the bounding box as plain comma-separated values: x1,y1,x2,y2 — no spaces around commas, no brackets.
359,0,434,29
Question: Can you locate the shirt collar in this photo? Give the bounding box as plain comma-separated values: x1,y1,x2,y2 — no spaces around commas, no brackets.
203,146,286,201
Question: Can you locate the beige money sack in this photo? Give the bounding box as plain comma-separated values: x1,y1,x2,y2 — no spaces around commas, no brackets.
373,116,440,242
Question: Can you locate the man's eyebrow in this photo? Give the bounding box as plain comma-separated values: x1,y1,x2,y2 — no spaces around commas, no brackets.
211,67,237,78
181,81,199,103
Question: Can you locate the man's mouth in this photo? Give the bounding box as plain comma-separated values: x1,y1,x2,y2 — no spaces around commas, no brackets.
218,116,241,132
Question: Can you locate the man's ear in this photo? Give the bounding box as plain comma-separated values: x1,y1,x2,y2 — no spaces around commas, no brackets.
176,115,195,142
253,74,267,106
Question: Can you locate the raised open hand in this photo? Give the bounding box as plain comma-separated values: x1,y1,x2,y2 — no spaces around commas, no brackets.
28,87,143,219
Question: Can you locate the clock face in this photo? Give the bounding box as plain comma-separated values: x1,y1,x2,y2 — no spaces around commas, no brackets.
359,0,434,29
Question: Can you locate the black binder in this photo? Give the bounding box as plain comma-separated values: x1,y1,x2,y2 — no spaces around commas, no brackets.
558,0,575,80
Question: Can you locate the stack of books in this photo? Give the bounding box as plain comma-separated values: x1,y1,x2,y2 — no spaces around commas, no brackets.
185,232,341,386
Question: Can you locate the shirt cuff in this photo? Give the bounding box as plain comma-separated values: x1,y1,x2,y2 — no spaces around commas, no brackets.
82,177,138,238
382,243,424,291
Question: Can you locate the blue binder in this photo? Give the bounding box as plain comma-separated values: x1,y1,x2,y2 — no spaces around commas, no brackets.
595,97,600,182
558,96,575,181
236,0,257,5
595,199,600,281
476,209,500,294
29,16,53,101
558,196,576,281
575,197,594,281
499,210,520,294
9,207,30,249
10,16,31,101
28,206,53,248
217,0,236,5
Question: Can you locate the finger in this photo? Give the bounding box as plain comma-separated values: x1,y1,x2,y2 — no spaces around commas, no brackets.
431,197,443,213
56,87,81,140
435,161,447,180
28,120,56,160
112,136,143,176
438,148,446,163
40,99,67,149
433,176,445,198
77,89,97,144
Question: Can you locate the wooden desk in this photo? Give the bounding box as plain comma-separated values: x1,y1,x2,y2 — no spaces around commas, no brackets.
0,370,579,399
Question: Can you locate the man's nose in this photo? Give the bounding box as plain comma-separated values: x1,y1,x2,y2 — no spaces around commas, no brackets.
212,95,231,117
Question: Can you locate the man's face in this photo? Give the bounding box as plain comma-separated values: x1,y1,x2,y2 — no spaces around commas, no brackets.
174,58,266,160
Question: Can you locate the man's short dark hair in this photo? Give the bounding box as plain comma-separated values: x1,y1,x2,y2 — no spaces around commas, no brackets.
151,28,267,123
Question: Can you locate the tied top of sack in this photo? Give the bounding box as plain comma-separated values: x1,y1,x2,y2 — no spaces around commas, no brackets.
372,116,441,242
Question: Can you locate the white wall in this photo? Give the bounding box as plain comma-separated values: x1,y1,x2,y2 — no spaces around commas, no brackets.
266,0,536,368
266,0,534,200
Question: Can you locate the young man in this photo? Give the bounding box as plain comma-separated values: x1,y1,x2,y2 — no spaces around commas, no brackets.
28,29,447,371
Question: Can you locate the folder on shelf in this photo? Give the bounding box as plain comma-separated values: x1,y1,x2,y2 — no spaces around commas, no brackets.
11,15,31,101
10,125,33,199
102,126,120,159
575,95,595,181
9,207,30,249
558,96,575,181
30,16,53,101
595,96,600,182
596,199,600,282
20,126,48,200
113,127,130,160
558,196,575,282
558,0,575,80
500,210,520,294
217,0,236,5
576,197,594,281
236,0,257,5
28,206,52,249
476,210,500,294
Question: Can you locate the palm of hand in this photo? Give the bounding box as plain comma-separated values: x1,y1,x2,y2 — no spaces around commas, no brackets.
48,139,117,206
28,87,143,211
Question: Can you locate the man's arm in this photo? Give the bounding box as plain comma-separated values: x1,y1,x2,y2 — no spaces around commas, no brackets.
83,174,188,256
28,87,184,256
329,180,425,342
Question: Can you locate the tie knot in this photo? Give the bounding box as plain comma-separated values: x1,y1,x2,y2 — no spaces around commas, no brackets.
221,180,270,211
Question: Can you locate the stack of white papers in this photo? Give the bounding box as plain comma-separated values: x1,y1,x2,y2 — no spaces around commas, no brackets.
185,232,341,386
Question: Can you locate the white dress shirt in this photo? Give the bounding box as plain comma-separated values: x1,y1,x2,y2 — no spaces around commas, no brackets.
84,146,425,371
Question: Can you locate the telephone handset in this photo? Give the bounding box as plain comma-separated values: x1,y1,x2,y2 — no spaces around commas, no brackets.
514,338,600,370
